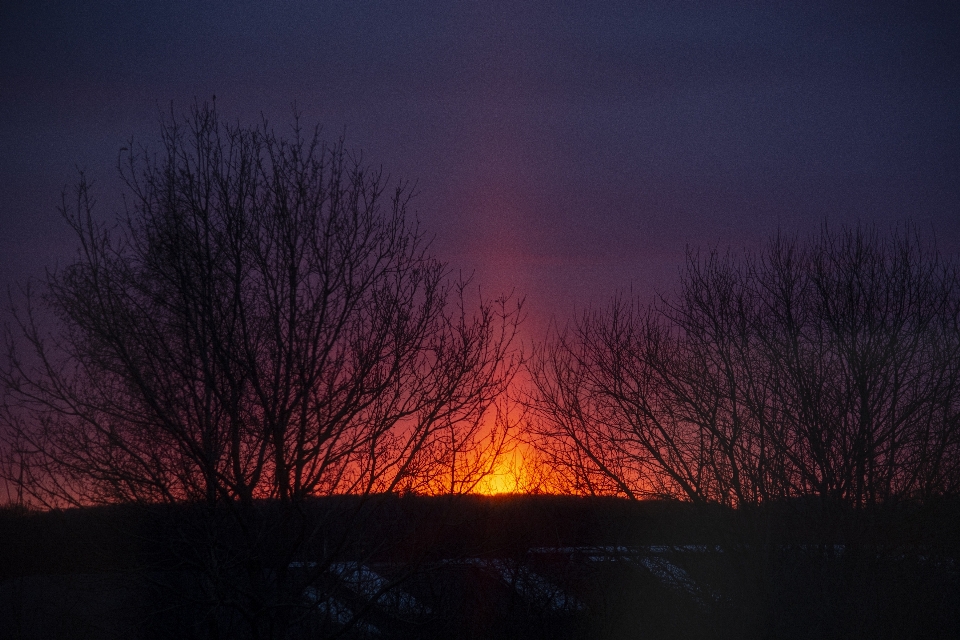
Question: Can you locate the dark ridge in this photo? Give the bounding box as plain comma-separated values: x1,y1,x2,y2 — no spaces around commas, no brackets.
2,495,959,639
3,494,959,578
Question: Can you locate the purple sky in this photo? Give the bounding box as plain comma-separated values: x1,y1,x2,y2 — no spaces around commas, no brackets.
2,0,959,334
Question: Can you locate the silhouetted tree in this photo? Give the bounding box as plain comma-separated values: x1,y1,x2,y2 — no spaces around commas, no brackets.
1,102,522,638
529,225,960,508
526,225,960,635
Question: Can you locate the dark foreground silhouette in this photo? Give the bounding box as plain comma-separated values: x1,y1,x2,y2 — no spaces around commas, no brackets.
2,494,958,639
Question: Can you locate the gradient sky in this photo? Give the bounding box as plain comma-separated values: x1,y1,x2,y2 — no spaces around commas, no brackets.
2,0,959,333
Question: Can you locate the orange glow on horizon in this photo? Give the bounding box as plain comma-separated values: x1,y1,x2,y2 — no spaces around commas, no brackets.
471,444,538,495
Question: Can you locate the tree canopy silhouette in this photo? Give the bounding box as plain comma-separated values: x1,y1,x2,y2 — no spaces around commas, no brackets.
0,102,522,638
529,225,960,507
3,103,521,506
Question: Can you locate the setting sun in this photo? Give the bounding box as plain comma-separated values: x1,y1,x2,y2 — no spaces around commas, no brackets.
474,468,515,495
473,447,526,495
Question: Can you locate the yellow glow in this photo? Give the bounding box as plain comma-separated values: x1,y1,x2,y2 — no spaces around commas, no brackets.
474,470,515,495
473,448,523,495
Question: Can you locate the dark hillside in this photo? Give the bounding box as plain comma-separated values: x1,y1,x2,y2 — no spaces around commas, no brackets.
2,496,959,639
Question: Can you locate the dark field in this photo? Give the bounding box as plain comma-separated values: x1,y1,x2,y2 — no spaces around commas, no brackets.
2,495,959,639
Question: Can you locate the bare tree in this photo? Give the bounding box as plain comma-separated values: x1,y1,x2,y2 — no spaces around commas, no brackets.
528,225,960,508
1,103,522,638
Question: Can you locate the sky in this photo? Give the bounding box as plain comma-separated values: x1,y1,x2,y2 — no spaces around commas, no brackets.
2,0,959,334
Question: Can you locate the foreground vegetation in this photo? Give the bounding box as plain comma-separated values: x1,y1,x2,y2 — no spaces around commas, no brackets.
2,494,958,639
